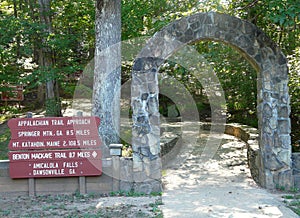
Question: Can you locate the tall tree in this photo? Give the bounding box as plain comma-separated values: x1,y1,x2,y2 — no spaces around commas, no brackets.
92,0,121,155
38,0,61,116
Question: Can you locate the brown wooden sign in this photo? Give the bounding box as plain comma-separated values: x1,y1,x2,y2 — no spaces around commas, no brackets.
8,117,101,150
9,149,102,178
1,85,24,101
8,116,102,179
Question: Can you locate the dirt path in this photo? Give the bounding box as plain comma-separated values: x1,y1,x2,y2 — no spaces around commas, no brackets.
161,128,298,218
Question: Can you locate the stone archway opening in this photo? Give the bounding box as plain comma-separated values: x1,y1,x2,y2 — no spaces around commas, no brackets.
131,12,293,193
158,40,258,124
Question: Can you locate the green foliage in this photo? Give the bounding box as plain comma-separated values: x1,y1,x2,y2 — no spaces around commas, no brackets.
149,199,164,216
0,0,94,114
282,194,300,215
0,0,299,147
0,128,10,160
0,209,11,216
228,0,300,54
288,47,300,148
194,41,258,126
45,97,62,117
227,0,300,140
109,190,146,197
288,48,300,120
121,0,169,39
51,0,95,61
0,14,25,88
122,0,226,40
109,190,162,197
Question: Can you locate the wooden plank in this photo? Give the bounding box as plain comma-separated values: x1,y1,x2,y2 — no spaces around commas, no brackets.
28,178,35,196
79,176,86,195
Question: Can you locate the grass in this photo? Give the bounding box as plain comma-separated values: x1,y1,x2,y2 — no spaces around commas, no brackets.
0,112,13,160
109,190,162,197
0,128,10,160
282,194,300,215
150,199,164,217
0,209,11,216
109,190,146,197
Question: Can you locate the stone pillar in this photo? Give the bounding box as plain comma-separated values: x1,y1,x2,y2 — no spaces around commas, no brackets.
131,57,163,193
258,70,293,189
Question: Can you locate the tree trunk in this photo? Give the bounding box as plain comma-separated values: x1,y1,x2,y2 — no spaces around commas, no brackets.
38,0,61,116
28,0,45,105
92,0,121,156
13,0,21,58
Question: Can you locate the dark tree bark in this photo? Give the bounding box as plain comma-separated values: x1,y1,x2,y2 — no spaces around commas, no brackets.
13,0,21,58
28,0,45,105
92,0,121,156
38,0,61,116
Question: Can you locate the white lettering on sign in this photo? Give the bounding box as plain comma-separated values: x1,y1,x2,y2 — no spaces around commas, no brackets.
33,169,64,176
68,151,75,158
22,141,44,147
67,118,91,125
66,130,74,136
33,162,58,169
42,130,53,136
56,130,63,136
18,131,40,137
12,142,19,147
63,161,78,168
82,140,97,146
12,153,30,160
54,152,67,158
17,120,49,127
31,152,53,159
46,141,60,147
77,151,90,158
51,119,64,125
75,129,90,136
67,140,81,147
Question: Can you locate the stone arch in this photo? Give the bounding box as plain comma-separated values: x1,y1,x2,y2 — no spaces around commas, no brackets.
131,12,293,191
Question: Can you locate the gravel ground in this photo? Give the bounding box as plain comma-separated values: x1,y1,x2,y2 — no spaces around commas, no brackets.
0,193,162,217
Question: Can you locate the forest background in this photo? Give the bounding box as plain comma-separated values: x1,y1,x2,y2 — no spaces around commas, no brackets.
0,0,299,158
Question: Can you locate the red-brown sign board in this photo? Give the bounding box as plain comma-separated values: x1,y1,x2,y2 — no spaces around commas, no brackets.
1,85,24,101
9,149,102,178
9,126,100,140
8,116,100,130
8,116,102,179
8,116,101,150
9,137,101,150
